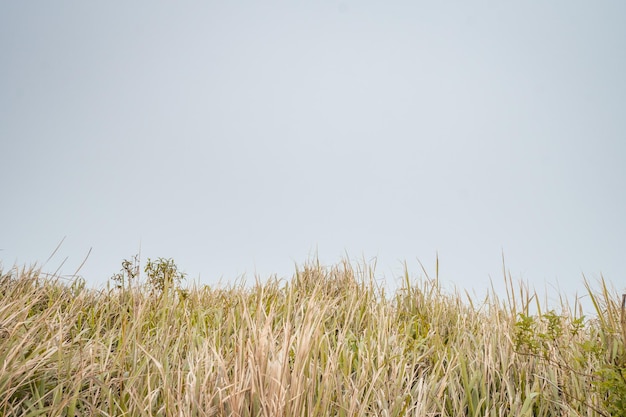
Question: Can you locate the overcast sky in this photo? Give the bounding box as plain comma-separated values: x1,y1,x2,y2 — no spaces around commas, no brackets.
1,1,625,310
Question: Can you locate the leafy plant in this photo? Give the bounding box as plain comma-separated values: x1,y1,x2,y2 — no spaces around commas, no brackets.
514,313,539,354
144,257,185,296
594,364,626,417
110,254,140,290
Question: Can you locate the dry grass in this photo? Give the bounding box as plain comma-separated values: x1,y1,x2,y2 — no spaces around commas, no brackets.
0,259,624,416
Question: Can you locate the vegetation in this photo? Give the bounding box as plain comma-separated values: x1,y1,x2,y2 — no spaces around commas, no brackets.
0,257,624,416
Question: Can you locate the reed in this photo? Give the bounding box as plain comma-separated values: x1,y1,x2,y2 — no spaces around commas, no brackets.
0,258,623,416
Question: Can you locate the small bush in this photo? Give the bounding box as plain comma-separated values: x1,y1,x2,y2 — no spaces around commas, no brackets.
144,257,185,296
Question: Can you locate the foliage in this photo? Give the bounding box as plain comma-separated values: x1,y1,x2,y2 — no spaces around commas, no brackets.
144,256,186,296
594,364,626,417
0,259,623,416
110,254,140,290
110,254,186,297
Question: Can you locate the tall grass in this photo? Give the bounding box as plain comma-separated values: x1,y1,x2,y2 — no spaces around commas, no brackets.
0,258,624,416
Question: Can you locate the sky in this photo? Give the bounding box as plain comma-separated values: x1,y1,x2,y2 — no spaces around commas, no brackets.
1,1,625,312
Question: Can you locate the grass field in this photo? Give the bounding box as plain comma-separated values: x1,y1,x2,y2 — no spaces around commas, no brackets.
0,257,624,416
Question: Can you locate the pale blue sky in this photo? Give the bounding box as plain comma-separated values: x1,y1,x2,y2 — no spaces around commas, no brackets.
1,2,625,309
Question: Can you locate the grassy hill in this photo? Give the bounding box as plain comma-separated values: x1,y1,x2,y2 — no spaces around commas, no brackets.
0,257,624,416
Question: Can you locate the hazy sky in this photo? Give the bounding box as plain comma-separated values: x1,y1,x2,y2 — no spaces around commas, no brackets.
2,2,625,309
